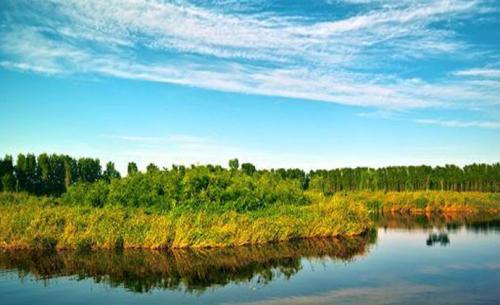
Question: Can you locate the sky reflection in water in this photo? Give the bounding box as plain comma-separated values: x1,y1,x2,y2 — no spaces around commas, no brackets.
1,214,499,305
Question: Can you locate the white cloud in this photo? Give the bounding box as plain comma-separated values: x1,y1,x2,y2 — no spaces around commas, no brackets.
0,61,60,75
0,0,498,111
224,284,439,305
453,68,500,78
415,119,500,129
357,110,400,119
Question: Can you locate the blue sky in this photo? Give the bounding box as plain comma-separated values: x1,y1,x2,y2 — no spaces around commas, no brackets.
0,0,499,173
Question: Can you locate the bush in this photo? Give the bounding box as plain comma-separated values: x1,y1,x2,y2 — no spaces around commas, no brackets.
61,166,308,212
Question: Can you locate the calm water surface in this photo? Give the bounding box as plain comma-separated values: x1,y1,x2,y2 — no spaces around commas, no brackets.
1,214,499,305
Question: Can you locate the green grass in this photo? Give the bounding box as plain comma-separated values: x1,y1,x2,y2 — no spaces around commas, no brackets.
0,192,370,250
336,191,500,213
1,191,498,250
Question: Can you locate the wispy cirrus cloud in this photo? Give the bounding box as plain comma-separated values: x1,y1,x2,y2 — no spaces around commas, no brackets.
224,284,440,305
0,0,499,114
453,68,500,78
415,119,500,129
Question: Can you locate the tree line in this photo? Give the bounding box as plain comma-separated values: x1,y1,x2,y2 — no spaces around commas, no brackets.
0,153,113,195
0,154,499,205
308,164,500,194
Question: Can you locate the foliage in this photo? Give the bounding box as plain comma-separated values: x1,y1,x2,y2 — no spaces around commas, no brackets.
0,190,498,250
0,193,370,250
309,164,500,193
229,158,239,171
1,153,100,196
345,191,500,213
1,154,499,202
3,153,498,252
127,162,138,176
102,162,121,182
62,166,308,211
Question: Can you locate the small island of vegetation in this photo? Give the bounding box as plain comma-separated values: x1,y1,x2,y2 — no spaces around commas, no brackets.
0,153,499,250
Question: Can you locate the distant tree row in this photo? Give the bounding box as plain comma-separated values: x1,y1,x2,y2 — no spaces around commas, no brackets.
309,164,500,194
0,154,111,195
1,154,499,202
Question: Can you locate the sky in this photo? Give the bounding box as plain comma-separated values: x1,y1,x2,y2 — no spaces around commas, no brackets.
0,0,499,173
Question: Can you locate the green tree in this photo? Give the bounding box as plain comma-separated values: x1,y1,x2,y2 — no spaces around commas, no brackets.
48,154,66,195
15,154,27,191
146,163,159,174
36,153,50,194
1,173,15,192
241,163,256,176
103,161,121,182
78,158,102,183
63,156,78,190
127,162,138,176
1,155,15,192
24,154,38,194
229,158,239,171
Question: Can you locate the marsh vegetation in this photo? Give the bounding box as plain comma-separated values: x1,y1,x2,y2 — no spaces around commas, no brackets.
0,154,499,250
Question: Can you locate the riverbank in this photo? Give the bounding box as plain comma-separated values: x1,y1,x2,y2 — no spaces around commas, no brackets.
0,193,369,250
0,191,498,250
336,191,500,214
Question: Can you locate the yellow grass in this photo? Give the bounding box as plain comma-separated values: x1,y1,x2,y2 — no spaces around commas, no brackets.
0,194,370,250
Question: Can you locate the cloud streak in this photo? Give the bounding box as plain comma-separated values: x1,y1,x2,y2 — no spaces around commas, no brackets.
453,68,500,78
224,284,439,305
0,0,499,113
415,119,500,129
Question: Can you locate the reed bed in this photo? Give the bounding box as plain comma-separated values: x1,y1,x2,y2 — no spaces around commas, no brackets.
1,191,498,250
337,191,500,214
0,193,369,250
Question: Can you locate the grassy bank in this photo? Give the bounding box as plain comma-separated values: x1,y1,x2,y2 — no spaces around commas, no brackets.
1,191,499,250
0,192,369,250
336,191,500,214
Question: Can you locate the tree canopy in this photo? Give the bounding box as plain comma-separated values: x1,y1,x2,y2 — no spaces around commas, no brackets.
0,154,498,209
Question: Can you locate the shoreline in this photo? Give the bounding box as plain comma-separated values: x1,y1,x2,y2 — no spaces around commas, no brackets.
0,230,375,251
2,208,498,251
0,195,371,251
1,191,498,251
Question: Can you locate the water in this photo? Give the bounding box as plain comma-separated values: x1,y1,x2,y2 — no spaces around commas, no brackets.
1,214,499,305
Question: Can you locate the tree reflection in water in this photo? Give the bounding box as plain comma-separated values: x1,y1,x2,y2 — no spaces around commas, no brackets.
373,212,500,248
373,212,500,233
0,232,376,294
426,233,450,246
3,215,498,294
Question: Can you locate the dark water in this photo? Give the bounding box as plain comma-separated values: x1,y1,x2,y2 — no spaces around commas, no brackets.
1,214,499,305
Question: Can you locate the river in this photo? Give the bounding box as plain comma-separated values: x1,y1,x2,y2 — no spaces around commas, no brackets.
1,213,499,305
